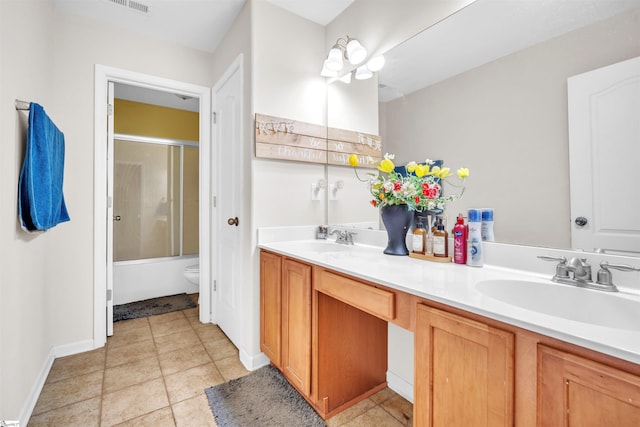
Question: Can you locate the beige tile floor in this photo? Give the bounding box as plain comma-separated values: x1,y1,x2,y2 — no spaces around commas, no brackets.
28,296,413,426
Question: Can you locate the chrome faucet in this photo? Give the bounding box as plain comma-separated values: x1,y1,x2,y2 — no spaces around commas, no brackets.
595,261,640,292
538,255,600,289
329,229,356,245
565,257,592,282
539,256,640,292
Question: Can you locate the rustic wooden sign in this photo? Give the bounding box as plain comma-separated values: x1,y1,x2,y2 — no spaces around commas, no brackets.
327,131,382,169
255,113,381,168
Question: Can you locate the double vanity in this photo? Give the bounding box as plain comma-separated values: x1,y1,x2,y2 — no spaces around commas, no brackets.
258,227,640,425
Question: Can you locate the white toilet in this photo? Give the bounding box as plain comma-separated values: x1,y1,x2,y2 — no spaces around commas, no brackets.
184,264,200,289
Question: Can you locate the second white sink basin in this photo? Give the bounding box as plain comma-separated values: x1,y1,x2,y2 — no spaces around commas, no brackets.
476,279,640,331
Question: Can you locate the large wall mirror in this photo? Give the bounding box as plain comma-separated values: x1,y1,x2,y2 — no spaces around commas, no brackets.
327,0,640,256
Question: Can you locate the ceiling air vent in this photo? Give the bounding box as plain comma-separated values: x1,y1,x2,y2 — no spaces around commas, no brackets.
128,0,150,14
104,0,151,15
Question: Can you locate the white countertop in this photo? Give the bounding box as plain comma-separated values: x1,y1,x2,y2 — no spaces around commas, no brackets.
258,234,640,365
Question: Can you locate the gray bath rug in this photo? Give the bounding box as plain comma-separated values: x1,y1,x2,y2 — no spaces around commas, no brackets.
205,365,325,426
113,293,197,322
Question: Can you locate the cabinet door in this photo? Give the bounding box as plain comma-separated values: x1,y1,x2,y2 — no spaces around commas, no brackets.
260,251,282,367
415,304,514,427
282,258,312,396
538,345,640,426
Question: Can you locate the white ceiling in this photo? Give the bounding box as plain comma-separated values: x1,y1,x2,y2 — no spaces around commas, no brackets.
53,0,640,109
53,0,353,53
54,0,354,111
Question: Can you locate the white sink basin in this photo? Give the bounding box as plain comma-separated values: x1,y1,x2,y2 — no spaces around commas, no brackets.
276,240,371,254
476,279,640,331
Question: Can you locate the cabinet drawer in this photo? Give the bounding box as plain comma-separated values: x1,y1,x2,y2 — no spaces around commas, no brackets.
314,268,395,321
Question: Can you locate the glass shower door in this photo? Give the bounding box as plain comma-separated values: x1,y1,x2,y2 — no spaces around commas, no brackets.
113,139,181,261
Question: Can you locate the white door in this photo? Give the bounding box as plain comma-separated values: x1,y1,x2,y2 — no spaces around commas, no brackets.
106,81,115,336
568,55,640,256
213,57,244,348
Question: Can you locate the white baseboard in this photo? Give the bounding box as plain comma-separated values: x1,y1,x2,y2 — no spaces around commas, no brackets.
239,348,270,371
17,339,101,426
387,370,414,403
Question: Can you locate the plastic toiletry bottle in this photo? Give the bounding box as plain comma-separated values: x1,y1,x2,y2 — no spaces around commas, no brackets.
453,214,468,264
412,218,426,255
481,208,495,242
467,209,483,267
425,216,434,255
432,216,449,258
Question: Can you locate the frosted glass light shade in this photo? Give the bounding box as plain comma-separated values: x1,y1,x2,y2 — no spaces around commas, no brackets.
326,47,344,71
346,39,367,65
321,60,338,77
355,65,373,80
367,55,386,72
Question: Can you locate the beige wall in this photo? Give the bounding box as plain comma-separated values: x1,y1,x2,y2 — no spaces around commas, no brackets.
382,7,640,249
0,0,213,419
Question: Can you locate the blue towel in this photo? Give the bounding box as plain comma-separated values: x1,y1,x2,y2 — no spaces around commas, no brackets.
18,103,70,231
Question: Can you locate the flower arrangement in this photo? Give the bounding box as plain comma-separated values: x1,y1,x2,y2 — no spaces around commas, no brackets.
348,153,470,212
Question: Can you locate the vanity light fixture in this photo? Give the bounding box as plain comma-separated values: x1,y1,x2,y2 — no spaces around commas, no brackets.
366,55,386,72
321,60,339,77
345,38,367,65
322,36,368,76
355,65,373,80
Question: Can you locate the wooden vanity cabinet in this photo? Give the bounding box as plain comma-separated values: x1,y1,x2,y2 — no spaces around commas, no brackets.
260,250,282,367
313,268,389,417
538,345,640,426
259,250,389,419
260,250,312,395
414,303,515,427
281,257,313,395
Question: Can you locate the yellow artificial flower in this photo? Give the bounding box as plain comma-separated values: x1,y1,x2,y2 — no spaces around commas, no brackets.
378,158,395,173
406,161,417,173
430,166,451,178
438,167,451,178
457,167,470,179
414,164,428,177
348,154,359,167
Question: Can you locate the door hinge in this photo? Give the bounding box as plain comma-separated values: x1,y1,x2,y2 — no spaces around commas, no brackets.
213,280,217,292
212,111,217,124
213,196,217,208
107,289,112,302
107,103,114,116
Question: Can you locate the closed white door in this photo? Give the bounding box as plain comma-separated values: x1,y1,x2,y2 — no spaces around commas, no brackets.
568,55,640,256
213,57,243,348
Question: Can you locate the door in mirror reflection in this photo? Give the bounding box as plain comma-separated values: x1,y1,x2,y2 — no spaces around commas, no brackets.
569,55,640,256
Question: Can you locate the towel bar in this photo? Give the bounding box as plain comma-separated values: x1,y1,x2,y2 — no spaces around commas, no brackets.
15,99,30,111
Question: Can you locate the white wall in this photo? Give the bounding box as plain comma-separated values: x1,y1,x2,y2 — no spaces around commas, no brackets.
244,0,327,366
0,0,214,420
382,7,640,249
251,0,327,228
0,1,55,419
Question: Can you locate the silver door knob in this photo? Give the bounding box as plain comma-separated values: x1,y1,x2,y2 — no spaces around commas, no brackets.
113,215,121,221
227,217,239,226
575,217,588,226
